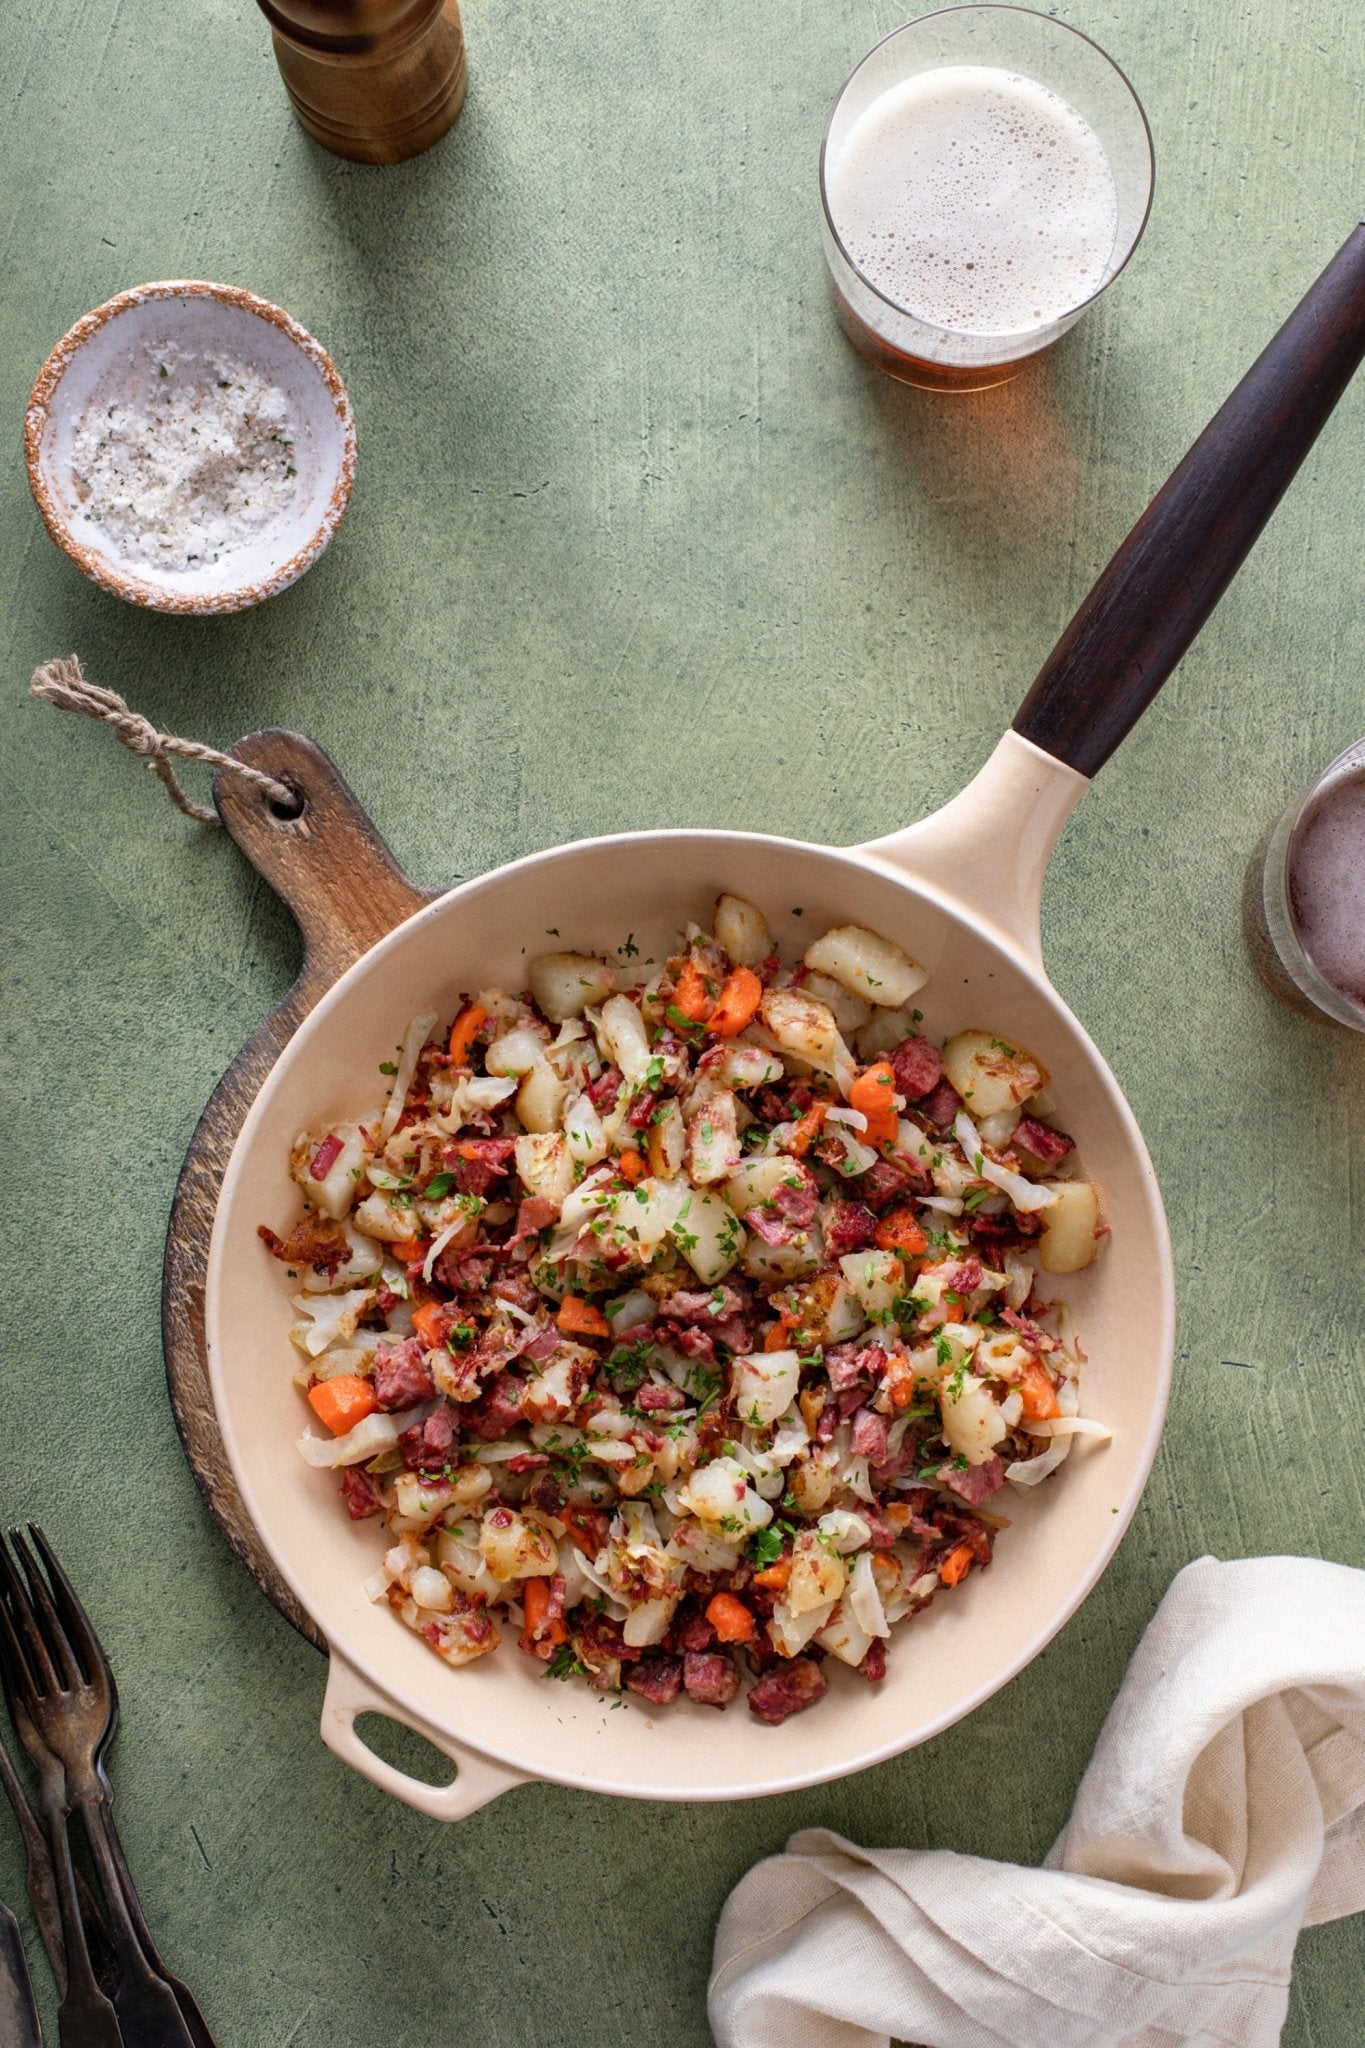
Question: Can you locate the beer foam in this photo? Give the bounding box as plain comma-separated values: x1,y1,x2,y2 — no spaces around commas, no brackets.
826,64,1120,336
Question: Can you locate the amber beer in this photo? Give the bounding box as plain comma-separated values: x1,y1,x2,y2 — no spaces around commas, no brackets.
820,13,1153,393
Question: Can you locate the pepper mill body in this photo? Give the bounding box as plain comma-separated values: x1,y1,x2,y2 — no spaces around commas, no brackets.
257,0,468,165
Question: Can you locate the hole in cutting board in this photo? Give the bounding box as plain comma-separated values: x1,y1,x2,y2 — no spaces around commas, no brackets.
267,782,306,821
354,1711,455,1787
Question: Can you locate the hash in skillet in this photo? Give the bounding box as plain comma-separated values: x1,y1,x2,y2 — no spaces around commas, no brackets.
263,896,1108,1722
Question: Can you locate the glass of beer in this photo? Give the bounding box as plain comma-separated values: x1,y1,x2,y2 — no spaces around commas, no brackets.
1243,737,1365,1034
820,6,1154,392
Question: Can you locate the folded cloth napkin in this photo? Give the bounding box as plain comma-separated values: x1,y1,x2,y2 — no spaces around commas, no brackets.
709,1556,1365,2048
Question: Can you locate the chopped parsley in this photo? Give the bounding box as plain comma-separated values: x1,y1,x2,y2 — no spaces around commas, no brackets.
545,1646,588,1681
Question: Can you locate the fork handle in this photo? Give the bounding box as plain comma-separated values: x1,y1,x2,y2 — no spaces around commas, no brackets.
29,1778,122,2048
88,1797,218,2048
69,1781,199,2048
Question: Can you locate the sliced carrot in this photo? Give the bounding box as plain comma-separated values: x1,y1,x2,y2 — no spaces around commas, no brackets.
763,1312,797,1354
874,1206,928,1258
705,1592,757,1643
616,1148,647,1184
880,1352,918,1410
389,1237,427,1264
519,1575,569,1653
307,1374,378,1435
411,1301,448,1348
708,965,763,1039
786,1100,828,1156
1018,1360,1062,1422
938,1542,975,1588
447,1003,488,1067
849,1061,900,1146
751,1557,792,1591
672,962,713,1023
557,1293,611,1339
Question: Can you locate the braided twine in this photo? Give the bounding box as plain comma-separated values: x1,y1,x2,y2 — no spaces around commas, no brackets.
28,655,295,824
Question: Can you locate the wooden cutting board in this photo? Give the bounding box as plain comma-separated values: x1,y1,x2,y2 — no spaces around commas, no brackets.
162,729,440,1650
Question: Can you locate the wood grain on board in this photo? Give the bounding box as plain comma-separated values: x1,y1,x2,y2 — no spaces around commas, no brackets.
161,730,437,1649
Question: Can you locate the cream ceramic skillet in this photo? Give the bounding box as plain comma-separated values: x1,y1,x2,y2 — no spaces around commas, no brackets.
199,227,1365,1820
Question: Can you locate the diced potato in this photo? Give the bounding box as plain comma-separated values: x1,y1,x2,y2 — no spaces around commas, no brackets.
941,1029,1048,1118
740,1230,824,1283
675,1455,773,1533
647,1098,685,1180
517,1059,567,1134
353,1191,423,1244
797,970,873,1033
825,1281,866,1343
760,986,839,1072
485,1024,550,1077
838,1248,905,1326
722,1154,803,1216
706,1044,784,1091
513,1132,574,1206
939,1371,1009,1465
626,1175,688,1250
816,1509,873,1554
1037,1179,1101,1273
768,1598,833,1656
713,893,772,968
803,924,928,1009
730,1348,801,1428
686,1091,741,1185
563,1091,609,1167
597,994,652,1086
855,1002,924,1061
393,1473,458,1522
435,1526,501,1601
528,952,615,1022
410,1566,454,1613
787,1530,847,1615
669,1188,745,1282
817,1605,875,1669
293,1121,371,1220
936,1320,983,1370
785,1448,838,1514
478,1509,557,1582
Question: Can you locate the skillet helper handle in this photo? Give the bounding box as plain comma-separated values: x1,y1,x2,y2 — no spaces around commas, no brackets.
1014,220,1365,777
320,1651,529,1822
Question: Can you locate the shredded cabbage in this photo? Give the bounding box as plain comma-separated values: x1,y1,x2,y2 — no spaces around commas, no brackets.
379,1012,438,1144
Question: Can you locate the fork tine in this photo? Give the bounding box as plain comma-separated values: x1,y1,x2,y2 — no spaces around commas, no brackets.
8,1529,84,1694
30,1526,106,1694
0,1537,63,1699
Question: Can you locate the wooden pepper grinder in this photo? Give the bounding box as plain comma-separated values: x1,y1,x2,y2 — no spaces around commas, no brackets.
256,0,467,165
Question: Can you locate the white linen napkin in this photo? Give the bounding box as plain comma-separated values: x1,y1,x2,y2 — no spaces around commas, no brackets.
709,1556,1365,2048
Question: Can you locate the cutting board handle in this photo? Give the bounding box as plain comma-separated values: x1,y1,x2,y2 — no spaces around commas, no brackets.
1013,219,1365,777
166,732,437,1653
215,729,436,992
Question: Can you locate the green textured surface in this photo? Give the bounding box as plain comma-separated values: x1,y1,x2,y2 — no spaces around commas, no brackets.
2,1,1363,2042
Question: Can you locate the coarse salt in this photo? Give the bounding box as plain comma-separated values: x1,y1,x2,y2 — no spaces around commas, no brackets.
70,340,301,573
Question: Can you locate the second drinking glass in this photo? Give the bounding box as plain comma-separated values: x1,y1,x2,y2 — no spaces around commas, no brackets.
820,6,1154,392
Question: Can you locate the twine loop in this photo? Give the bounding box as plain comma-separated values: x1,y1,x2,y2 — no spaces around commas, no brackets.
28,656,297,824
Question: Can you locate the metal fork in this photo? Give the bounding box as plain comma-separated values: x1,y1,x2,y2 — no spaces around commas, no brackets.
0,1527,198,2048
28,1529,216,2048
0,1556,120,2048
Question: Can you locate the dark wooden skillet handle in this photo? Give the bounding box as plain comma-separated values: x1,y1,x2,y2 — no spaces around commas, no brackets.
1014,220,1365,777
162,731,438,1647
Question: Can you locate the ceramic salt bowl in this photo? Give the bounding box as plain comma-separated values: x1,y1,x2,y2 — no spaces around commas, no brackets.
24,281,356,616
